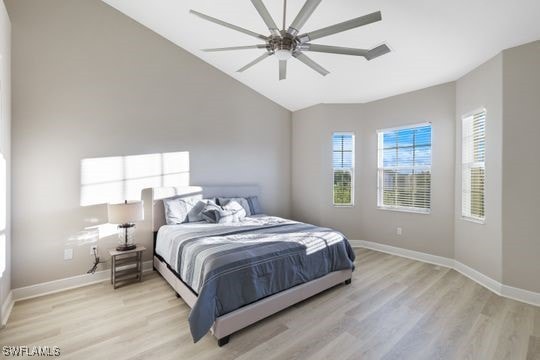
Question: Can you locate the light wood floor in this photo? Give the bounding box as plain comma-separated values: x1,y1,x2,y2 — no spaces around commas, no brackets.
1,248,539,360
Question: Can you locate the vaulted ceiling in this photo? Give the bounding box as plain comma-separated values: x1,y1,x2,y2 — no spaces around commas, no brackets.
102,0,540,111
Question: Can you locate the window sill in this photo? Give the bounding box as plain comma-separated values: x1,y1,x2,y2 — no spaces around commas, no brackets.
462,216,486,225
333,204,354,208
377,206,431,215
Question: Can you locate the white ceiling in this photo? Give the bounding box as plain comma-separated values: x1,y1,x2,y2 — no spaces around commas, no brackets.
102,0,540,111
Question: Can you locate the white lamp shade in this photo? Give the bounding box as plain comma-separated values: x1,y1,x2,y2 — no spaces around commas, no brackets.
108,201,144,224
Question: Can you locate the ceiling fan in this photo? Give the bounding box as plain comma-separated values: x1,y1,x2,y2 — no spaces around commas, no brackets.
190,0,391,80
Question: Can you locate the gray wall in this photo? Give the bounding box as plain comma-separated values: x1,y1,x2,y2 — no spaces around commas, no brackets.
292,83,456,258
454,54,503,282
6,0,291,288
0,0,11,317
502,41,540,293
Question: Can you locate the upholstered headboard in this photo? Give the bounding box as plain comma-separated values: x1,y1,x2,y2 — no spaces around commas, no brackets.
140,185,261,234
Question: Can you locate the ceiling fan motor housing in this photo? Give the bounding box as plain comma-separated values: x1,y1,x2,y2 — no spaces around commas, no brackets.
270,34,295,52
269,33,296,60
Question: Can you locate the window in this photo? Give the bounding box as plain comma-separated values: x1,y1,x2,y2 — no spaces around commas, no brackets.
462,110,486,222
333,133,354,206
377,123,432,213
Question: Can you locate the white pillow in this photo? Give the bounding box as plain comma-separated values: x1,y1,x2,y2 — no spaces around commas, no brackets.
218,197,252,216
163,197,216,224
163,197,192,224
202,201,246,224
222,200,247,222
187,199,217,223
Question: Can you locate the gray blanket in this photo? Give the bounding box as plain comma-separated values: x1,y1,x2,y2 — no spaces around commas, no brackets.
157,216,356,342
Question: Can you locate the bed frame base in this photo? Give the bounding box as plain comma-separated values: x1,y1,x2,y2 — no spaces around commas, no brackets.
153,255,352,346
217,336,230,347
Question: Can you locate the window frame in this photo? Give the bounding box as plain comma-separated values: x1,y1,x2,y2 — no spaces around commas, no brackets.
376,122,432,215
461,109,487,224
332,132,355,207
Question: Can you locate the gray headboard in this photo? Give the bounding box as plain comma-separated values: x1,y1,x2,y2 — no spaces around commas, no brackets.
140,185,261,233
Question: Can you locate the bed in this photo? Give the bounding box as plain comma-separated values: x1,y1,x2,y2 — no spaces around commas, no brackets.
141,185,355,346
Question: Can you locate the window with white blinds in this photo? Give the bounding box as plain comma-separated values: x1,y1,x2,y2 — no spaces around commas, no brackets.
377,123,432,213
462,110,486,222
333,133,354,206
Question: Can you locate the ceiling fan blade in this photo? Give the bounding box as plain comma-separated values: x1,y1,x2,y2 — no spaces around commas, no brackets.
203,45,268,52
301,43,391,60
279,60,287,80
298,11,382,42
282,0,287,31
365,44,391,60
293,52,329,76
302,44,369,57
287,0,322,36
237,52,272,72
250,0,280,36
190,10,267,40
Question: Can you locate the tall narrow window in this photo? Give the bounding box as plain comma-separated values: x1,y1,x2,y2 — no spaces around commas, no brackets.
377,123,432,213
462,110,486,222
333,133,354,206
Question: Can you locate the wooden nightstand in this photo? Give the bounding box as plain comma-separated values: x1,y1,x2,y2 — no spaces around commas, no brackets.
109,246,145,289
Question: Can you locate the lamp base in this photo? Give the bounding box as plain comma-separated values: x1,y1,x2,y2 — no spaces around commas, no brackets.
116,244,137,252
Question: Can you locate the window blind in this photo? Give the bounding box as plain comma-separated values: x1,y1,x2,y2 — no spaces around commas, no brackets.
462,110,486,222
377,124,432,213
332,133,354,206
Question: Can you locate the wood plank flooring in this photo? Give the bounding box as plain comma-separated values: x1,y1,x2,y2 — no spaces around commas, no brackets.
1,248,539,359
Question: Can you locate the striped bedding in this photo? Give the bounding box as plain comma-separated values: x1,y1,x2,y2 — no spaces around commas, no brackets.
155,215,356,342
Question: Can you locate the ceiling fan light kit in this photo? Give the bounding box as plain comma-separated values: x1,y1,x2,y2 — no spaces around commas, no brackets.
191,0,391,80
275,49,293,61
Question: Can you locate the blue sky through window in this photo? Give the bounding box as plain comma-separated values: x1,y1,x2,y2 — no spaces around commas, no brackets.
333,134,354,168
382,125,431,167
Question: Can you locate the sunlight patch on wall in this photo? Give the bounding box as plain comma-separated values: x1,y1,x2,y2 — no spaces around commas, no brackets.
66,228,99,246
80,151,190,206
66,223,119,246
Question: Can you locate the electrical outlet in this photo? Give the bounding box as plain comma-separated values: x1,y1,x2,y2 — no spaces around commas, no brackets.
64,248,73,260
396,227,403,236
90,245,98,255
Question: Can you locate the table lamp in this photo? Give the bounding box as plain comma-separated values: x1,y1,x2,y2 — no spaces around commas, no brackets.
108,200,144,251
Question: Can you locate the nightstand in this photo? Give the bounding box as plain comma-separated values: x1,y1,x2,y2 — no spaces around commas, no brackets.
109,246,145,289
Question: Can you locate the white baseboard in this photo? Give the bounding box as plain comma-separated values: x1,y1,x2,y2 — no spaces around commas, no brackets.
12,260,154,302
501,284,540,307
351,240,540,307
1,290,14,327
350,240,454,268
453,260,502,295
